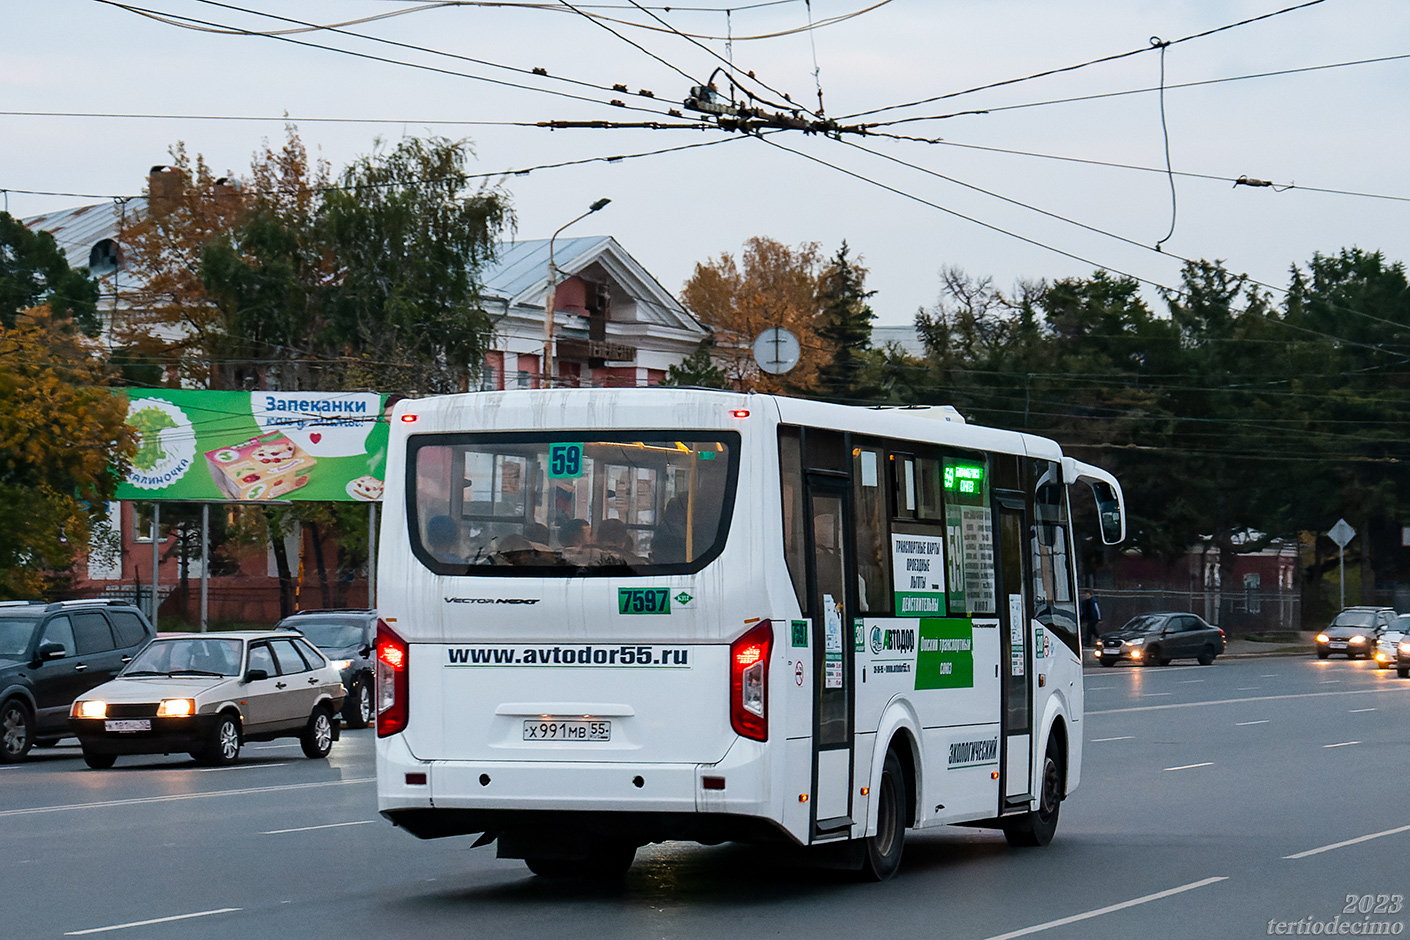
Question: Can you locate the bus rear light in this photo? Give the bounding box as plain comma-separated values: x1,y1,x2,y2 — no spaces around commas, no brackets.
376,619,410,738
400,413,418,423
731,409,750,418
730,621,772,741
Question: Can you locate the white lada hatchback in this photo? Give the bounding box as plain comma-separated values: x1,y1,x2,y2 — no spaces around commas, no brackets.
69,631,344,768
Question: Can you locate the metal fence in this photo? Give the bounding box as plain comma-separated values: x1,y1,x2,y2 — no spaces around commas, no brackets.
1094,588,1302,637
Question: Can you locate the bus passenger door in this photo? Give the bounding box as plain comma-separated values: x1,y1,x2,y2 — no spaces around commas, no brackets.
806,479,854,837
996,496,1033,808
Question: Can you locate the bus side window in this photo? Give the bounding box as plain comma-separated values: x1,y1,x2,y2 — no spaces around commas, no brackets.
1030,459,1077,654
779,426,809,614
942,452,995,615
852,444,889,613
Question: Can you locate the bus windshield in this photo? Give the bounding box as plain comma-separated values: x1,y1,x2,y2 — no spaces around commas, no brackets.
408,431,739,576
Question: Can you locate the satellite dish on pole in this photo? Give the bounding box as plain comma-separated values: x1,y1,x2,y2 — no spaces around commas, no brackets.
753,327,801,374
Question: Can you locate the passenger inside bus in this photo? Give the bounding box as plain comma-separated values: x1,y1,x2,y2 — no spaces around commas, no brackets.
651,495,688,564
425,515,465,565
594,518,644,566
558,518,593,564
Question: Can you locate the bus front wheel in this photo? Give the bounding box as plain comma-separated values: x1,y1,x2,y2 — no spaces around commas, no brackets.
860,749,907,881
1004,739,1063,848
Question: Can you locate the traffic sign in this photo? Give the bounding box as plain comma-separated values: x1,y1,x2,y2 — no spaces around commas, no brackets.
1329,518,1356,548
753,327,801,374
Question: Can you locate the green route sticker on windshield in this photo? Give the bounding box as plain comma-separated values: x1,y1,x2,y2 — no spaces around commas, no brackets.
619,588,670,614
548,442,584,478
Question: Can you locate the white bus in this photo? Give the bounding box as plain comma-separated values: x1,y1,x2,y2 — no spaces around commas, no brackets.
374,388,1125,880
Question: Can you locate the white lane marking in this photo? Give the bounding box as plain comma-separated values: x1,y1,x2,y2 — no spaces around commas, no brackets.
250,743,299,750
1285,824,1410,860
1163,762,1214,771
1142,693,1173,697
1320,679,1341,684
262,820,377,835
65,908,241,935
1088,685,1410,715
197,762,289,773
1178,680,1205,684
0,777,373,818
1323,741,1359,748
978,877,1228,940
1349,708,1377,713
1236,687,1260,691
1260,674,1279,677
1091,736,1133,742
1236,720,1270,726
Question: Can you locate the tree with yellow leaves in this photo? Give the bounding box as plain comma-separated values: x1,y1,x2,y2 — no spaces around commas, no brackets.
0,306,135,597
680,237,825,393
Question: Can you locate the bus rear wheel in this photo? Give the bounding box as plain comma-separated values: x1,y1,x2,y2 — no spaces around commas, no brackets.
860,749,907,881
1004,739,1063,848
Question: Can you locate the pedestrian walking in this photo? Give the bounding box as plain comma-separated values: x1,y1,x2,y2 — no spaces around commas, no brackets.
1080,589,1103,646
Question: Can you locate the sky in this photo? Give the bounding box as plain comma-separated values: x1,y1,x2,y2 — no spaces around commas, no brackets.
5,0,1410,327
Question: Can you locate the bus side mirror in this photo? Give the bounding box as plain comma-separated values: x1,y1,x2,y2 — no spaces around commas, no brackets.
1063,458,1126,546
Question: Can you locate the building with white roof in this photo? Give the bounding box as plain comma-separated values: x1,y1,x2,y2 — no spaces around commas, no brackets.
23,181,707,390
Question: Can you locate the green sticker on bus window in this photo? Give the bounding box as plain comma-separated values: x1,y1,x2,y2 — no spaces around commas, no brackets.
548,443,584,478
618,588,670,615
791,620,808,647
699,450,716,460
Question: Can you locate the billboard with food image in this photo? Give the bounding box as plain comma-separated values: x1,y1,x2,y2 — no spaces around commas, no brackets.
116,390,389,502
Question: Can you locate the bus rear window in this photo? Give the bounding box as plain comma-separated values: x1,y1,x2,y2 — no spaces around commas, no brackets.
408,431,740,576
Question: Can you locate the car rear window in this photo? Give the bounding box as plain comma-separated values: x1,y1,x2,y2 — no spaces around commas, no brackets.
269,638,312,674
109,611,151,648
292,637,326,668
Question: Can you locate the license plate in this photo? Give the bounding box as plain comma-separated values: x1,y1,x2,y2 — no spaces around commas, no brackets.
1329,642,1347,649
522,719,611,741
105,719,150,732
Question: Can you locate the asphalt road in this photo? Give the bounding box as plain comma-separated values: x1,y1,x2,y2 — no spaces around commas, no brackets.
5,654,1409,940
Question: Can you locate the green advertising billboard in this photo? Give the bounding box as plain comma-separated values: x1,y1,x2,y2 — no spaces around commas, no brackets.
116,390,389,502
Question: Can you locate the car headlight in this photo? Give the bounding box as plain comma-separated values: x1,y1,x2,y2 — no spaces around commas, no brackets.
72,700,107,719
1349,635,1367,644
156,698,196,718
1316,634,1329,643
1399,642,1410,654
331,660,353,671
1126,637,1145,646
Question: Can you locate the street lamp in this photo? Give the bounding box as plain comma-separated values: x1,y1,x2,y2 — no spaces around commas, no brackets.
542,197,611,386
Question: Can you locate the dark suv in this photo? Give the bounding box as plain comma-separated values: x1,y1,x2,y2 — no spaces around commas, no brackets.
275,609,377,728
0,600,157,761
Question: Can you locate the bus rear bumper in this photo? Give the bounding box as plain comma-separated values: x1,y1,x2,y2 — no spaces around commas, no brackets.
376,734,791,845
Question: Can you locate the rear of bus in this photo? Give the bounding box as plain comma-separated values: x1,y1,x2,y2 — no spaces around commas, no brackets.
374,389,793,869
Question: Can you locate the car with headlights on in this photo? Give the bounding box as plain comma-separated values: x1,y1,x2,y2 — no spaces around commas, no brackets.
1315,607,1396,660
68,631,344,769
1096,612,1225,667
0,600,156,763
1372,614,1410,669
275,609,376,728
